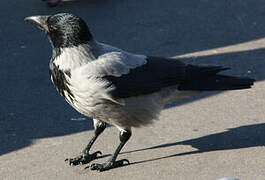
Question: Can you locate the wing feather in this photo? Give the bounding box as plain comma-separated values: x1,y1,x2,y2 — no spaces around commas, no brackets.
103,56,187,98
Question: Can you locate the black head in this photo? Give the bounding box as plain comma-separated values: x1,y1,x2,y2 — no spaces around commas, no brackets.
25,13,93,48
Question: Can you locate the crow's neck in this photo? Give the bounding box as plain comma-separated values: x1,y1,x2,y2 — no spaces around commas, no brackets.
51,41,101,71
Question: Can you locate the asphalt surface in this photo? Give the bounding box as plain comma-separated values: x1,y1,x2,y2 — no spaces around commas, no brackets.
0,0,265,179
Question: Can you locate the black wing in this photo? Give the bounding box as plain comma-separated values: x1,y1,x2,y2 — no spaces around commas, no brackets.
104,56,187,98
103,56,252,99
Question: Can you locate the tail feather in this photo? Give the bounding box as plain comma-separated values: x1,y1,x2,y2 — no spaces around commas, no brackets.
185,65,230,80
179,65,255,91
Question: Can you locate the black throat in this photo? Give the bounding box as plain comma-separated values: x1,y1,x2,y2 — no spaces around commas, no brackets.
49,62,74,103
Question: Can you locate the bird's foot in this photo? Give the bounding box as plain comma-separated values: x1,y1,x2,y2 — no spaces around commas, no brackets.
65,151,102,166
89,159,129,172
47,0,63,7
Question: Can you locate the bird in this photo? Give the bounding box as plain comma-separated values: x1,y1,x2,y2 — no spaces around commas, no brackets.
42,0,63,7
25,13,255,171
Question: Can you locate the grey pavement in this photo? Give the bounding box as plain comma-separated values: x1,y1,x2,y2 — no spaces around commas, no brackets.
0,0,265,179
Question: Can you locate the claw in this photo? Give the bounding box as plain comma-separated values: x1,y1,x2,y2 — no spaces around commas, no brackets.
89,163,102,171
95,151,102,155
89,159,130,171
65,151,101,166
120,159,130,165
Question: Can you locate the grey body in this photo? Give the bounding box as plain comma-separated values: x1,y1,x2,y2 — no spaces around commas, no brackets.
52,41,191,129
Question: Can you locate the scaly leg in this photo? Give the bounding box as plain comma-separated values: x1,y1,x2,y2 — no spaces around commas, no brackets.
65,120,106,165
89,128,131,171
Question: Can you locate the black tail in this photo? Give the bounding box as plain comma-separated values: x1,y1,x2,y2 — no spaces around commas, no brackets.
179,65,255,91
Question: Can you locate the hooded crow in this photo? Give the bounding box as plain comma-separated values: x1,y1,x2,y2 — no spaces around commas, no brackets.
42,0,63,7
25,13,255,171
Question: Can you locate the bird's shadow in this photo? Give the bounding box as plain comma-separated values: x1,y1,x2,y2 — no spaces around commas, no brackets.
81,122,265,170
120,123,265,165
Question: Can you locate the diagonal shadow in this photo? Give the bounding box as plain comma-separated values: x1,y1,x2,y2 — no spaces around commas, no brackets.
121,123,265,165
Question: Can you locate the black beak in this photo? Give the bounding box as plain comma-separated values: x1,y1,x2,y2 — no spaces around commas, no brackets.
24,15,50,32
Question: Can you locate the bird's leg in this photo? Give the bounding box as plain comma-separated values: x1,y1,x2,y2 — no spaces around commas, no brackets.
89,129,131,171
65,120,106,166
